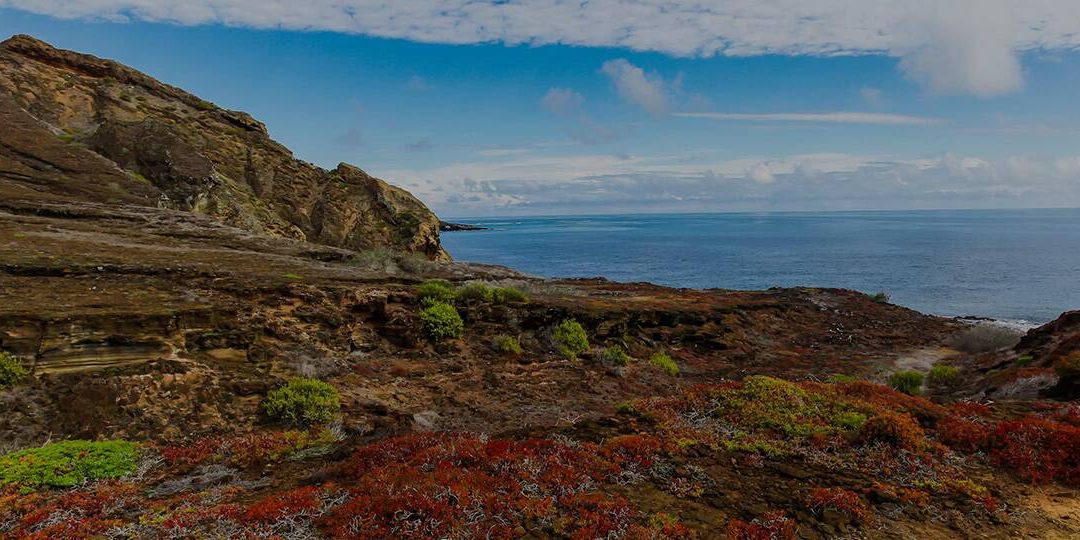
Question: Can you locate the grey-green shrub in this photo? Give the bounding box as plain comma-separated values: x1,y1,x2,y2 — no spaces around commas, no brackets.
869,292,890,304
493,334,522,355
601,346,630,366
420,302,464,341
888,370,924,395
264,378,341,425
649,352,679,376
0,352,28,389
456,283,494,303
927,364,960,387
551,319,588,359
491,287,528,304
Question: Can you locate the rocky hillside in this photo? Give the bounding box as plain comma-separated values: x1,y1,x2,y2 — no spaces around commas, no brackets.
0,35,445,259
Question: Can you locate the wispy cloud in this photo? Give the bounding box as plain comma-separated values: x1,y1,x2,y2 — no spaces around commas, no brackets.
600,59,668,115
673,112,944,126
7,1,1077,95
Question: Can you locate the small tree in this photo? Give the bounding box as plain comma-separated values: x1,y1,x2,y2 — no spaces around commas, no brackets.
0,352,28,389
551,319,588,359
420,302,465,341
264,378,341,425
888,370,924,395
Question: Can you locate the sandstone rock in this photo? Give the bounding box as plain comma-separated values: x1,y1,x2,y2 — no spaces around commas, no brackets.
0,34,446,259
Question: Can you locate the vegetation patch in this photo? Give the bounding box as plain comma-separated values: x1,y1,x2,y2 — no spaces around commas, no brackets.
263,378,341,426
419,301,464,341
0,440,139,490
491,286,528,304
0,351,28,389
869,291,890,304
888,370,924,395
927,364,960,387
551,319,589,359
415,279,456,304
601,346,631,366
649,352,679,375
492,334,522,355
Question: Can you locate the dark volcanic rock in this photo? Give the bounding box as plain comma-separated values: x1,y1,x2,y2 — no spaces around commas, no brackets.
439,221,488,231
0,34,446,259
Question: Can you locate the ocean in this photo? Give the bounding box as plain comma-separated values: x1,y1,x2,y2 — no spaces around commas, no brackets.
441,208,1080,325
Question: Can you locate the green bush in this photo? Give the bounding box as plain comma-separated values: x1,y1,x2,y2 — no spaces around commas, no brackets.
416,280,456,304
649,352,679,375
0,440,139,490
493,334,523,355
491,287,528,304
869,292,890,304
455,283,494,303
263,378,341,425
551,319,589,359
927,364,960,387
601,346,631,366
420,301,465,341
0,351,28,389
887,370,924,395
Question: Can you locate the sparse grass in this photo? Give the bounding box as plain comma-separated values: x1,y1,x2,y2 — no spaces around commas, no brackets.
551,319,589,360
888,370,924,395
0,351,28,389
649,352,679,375
419,301,464,341
491,287,528,304
927,364,960,387
282,273,303,281
263,378,341,426
0,440,139,490
601,346,631,366
493,334,522,355
949,324,1023,354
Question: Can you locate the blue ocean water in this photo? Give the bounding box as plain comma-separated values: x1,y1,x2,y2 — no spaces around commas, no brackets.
441,209,1080,324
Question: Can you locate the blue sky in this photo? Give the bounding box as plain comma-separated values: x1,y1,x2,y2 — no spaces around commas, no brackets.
1,2,1079,217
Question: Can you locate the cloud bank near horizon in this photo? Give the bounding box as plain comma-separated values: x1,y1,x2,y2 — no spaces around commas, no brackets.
3,0,1079,95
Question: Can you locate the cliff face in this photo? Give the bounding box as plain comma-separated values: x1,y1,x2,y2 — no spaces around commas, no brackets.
0,34,447,259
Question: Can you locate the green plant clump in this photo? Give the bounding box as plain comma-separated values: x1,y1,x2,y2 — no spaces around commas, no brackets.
264,378,341,425
927,364,960,387
649,352,679,376
493,334,523,355
887,370,924,395
416,280,457,304
602,346,631,366
827,374,858,384
551,319,589,359
491,287,529,304
0,351,29,389
420,302,465,341
0,440,139,490
869,292,890,304
456,283,494,303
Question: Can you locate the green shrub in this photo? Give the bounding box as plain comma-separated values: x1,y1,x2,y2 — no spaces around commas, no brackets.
869,292,890,304
832,411,868,430
927,364,960,387
416,280,456,304
263,378,341,425
491,287,528,304
0,440,139,490
420,301,464,341
0,351,28,389
1054,353,1080,382
1015,355,1034,367
649,352,679,375
551,319,589,359
601,346,631,366
455,283,494,303
493,334,522,355
887,370,924,395
827,374,858,384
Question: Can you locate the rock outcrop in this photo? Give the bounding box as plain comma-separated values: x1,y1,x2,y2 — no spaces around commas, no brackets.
0,34,447,259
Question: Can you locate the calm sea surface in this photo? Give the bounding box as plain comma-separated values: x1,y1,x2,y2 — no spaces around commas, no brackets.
441,209,1080,325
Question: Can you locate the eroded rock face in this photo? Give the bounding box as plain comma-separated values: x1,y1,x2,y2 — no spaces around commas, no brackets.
0,34,447,259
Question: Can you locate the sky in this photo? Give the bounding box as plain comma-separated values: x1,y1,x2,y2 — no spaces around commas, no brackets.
1,1,1079,218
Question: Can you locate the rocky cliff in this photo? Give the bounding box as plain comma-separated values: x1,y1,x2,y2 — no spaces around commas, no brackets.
0,34,446,259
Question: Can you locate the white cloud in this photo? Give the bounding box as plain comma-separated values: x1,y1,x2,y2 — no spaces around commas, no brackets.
673,112,943,126
540,87,584,116
600,59,668,115
378,150,1080,214
5,1,1078,95
896,0,1023,96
